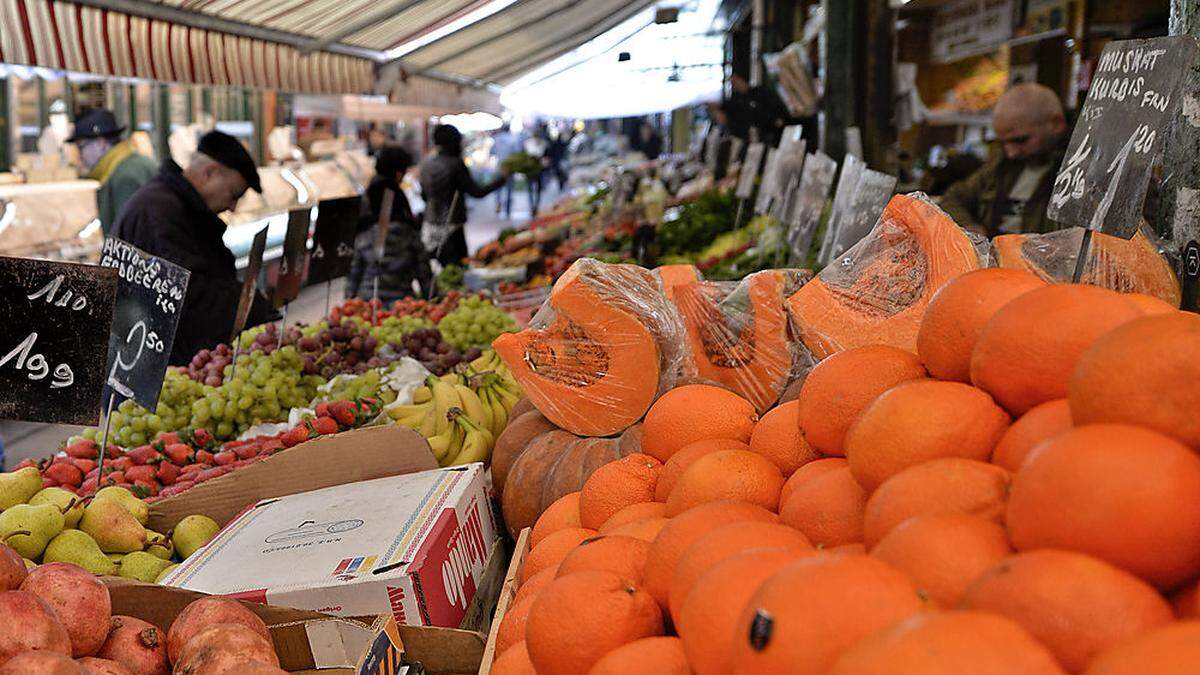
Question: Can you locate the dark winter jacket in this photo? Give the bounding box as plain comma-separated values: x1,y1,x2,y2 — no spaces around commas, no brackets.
347,179,432,302
419,152,505,227
111,160,273,365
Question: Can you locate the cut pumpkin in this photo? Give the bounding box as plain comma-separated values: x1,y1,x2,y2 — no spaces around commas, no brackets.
494,259,686,437
656,264,703,302
993,227,1181,307
785,193,982,359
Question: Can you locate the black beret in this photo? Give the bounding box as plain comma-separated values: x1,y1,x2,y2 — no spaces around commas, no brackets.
198,130,262,193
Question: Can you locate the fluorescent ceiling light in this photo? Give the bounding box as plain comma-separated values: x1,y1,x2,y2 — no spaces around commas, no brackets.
385,0,521,60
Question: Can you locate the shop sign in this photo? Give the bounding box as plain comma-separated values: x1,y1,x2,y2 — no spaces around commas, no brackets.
931,0,1014,64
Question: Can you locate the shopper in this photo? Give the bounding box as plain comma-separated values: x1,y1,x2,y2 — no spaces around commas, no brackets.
111,131,273,365
491,124,523,218
68,108,158,234
545,127,571,191
524,127,549,216
639,122,664,160
347,145,432,302
940,83,1071,237
419,124,509,265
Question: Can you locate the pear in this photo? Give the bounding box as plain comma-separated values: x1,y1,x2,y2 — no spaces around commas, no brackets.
0,502,65,559
118,551,173,583
0,467,43,509
106,553,124,563
155,563,179,584
79,499,147,554
23,558,35,569
145,531,174,560
172,515,220,559
29,487,84,528
43,529,118,575
94,486,149,525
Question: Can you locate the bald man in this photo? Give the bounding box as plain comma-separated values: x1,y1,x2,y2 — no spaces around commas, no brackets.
940,83,1071,236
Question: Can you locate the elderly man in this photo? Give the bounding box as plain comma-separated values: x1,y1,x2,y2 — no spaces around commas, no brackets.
112,131,272,364
68,108,158,234
940,83,1071,236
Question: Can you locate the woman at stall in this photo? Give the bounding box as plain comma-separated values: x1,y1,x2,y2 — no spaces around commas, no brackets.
419,124,511,265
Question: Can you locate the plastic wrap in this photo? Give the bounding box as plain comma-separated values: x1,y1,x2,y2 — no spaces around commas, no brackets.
492,258,689,437
665,267,814,413
787,193,988,359
992,226,1181,307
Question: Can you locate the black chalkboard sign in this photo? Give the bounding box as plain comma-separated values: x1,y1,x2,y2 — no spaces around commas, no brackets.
788,151,838,260
1048,36,1199,238
308,197,360,285
274,208,311,308
232,227,268,342
99,238,190,411
0,257,117,424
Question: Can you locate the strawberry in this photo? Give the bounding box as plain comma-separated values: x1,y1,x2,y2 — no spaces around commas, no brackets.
234,444,259,460
105,445,122,459
124,465,157,484
195,450,215,465
281,426,309,448
163,443,193,466
223,439,246,449
311,416,339,436
131,479,160,497
65,439,99,459
213,451,237,466
192,428,214,448
329,400,357,426
109,456,134,472
158,481,194,498
41,477,60,488
104,471,125,485
156,461,180,486
126,445,163,465
72,458,97,475
80,477,98,494
179,463,207,477
261,439,284,452
315,402,331,418
12,458,37,471
44,462,83,487
156,431,180,445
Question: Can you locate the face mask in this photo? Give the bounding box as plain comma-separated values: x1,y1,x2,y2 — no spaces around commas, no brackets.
79,140,110,171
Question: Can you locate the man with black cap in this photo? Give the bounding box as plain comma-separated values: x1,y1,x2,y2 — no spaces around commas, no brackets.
68,108,157,234
112,130,272,364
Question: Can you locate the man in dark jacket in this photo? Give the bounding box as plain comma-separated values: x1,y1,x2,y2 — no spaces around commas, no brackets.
69,109,158,234
111,131,271,365
419,124,509,265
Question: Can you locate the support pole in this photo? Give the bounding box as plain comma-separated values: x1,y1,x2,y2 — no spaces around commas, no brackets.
1164,0,1200,310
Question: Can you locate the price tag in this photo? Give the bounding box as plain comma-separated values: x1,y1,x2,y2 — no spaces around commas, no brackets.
736,143,766,200
828,168,899,261
274,208,311,308
231,226,268,342
754,148,781,214
817,154,865,264
771,128,808,219
98,238,190,410
1048,36,1199,238
0,257,117,424
308,197,360,285
788,151,839,260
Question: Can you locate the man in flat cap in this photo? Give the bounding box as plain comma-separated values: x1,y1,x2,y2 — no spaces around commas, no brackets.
112,130,272,364
68,108,157,234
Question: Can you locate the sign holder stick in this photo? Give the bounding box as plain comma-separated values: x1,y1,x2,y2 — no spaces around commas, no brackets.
1071,229,1094,283
229,339,241,382
734,198,747,229
371,190,395,327
96,391,116,495
277,303,289,349
324,280,332,319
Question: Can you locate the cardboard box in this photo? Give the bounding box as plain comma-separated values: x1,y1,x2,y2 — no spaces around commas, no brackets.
163,464,497,630
478,528,531,674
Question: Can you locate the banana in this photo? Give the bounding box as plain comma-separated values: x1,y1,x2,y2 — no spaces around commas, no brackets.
412,386,432,404
388,401,432,428
490,381,521,410
427,376,461,435
447,411,494,466
453,383,493,432
419,407,439,437
481,386,508,437
426,422,463,464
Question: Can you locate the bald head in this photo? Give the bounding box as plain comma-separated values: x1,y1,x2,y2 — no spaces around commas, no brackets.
992,83,1068,161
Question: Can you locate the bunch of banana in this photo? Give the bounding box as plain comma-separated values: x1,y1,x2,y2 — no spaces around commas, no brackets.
468,350,522,395
388,375,498,467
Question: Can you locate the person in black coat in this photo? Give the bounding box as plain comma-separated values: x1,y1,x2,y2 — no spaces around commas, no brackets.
419,124,510,265
347,145,433,302
111,131,273,365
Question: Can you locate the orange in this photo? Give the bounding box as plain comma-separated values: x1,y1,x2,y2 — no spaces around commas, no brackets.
640,385,758,462
578,454,662,529
862,458,1010,548
521,527,597,583
556,535,650,584
780,457,848,506
1124,292,1178,314
677,549,809,675
642,500,778,609
730,554,924,674
664,450,784,516
1173,580,1200,619
525,570,663,675
513,567,556,605
530,492,582,548
961,549,1173,672
748,400,821,475
1006,424,1200,590
916,268,1047,382
778,465,866,547
608,517,669,543
587,636,691,675
991,398,1072,472
491,640,536,675
970,283,1142,415
667,521,812,621
1085,621,1200,674
845,379,1010,492
870,513,1012,607
1069,313,1200,450
796,345,927,457
495,593,537,657
830,542,867,556
653,438,750,502
828,610,1066,675
599,502,667,533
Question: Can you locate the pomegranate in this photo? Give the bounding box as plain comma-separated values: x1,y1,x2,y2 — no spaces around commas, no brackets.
0,650,85,674
166,597,271,663
77,658,134,675
20,563,112,656
0,543,26,591
0,590,71,666
94,616,168,675
172,624,279,675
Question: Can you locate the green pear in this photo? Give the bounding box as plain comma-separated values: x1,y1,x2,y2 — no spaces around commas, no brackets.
0,503,65,559
43,529,118,575
155,563,179,584
145,531,174,560
22,558,35,570
94,486,149,526
172,515,220,559
0,467,43,509
106,553,124,563
79,499,147,554
28,488,84,528
118,551,173,583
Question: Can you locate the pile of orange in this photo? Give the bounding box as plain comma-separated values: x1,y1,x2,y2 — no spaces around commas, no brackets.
489,269,1200,675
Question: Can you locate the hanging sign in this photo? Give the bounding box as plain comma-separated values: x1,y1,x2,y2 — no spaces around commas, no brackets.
308,197,360,285
274,208,311,308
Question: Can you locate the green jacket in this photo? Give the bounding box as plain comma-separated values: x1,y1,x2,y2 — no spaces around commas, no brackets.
939,144,1069,238
89,141,158,234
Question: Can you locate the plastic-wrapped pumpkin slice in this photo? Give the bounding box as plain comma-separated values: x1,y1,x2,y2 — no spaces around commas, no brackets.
786,193,983,359
494,259,686,437
656,263,703,301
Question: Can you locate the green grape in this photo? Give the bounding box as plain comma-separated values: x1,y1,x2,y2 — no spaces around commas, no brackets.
436,297,520,351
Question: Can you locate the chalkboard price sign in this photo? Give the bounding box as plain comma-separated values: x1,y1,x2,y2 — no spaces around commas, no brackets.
274,208,311,308
830,168,899,260
817,155,865,264
736,143,766,200
232,227,268,342
308,197,360,285
0,257,117,425
99,238,190,411
788,151,838,260
1048,36,1199,238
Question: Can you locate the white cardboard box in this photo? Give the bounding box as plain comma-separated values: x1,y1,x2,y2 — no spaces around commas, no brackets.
163,464,496,629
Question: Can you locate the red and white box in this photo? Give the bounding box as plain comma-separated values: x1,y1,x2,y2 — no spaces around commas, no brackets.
161,464,496,628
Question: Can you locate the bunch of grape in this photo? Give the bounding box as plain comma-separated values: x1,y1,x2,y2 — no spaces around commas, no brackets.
187,346,325,440
393,328,485,375
292,319,384,379
81,369,206,447
436,296,520,352
322,368,396,404
371,315,433,347
183,343,235,386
